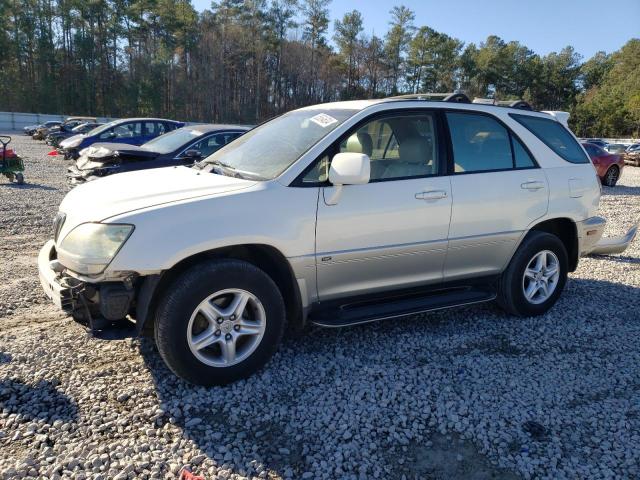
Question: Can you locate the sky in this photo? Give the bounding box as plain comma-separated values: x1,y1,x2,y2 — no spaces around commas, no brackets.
191,0,640,60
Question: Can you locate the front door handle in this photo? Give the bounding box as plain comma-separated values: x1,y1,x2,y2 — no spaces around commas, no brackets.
521,181,545,191
415,190,448,200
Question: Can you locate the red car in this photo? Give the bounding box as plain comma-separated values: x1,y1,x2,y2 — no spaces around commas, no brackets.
582,142,624,186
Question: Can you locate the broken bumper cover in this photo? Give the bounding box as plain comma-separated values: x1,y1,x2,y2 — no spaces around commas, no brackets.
66,165,89,185
590,220,638,255
38,240,137,321
38,240,82,311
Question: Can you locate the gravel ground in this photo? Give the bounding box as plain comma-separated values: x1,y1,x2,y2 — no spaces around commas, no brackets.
0,134,639,480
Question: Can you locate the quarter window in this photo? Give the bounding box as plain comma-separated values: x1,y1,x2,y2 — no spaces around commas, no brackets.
511,114,589,164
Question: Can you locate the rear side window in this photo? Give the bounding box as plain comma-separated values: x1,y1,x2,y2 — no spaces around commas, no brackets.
511,114,589,164
446,112,535,173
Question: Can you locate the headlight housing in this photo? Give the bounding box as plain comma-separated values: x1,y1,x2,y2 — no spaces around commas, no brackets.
58,223,134,275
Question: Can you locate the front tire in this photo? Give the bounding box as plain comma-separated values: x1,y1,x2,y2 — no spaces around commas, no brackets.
154,259,285,386
497,231,568,317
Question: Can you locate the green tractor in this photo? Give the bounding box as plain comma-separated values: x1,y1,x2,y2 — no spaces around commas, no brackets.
0,136,25,184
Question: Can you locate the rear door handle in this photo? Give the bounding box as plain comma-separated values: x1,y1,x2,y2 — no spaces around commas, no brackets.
415,190,448,200
521,181,545,191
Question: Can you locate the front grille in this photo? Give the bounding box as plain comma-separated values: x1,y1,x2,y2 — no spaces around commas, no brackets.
53,212,66,242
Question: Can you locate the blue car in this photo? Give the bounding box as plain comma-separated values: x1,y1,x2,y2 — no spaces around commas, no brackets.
58,118,184,159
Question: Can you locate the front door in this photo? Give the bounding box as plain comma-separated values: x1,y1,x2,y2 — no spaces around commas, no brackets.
313,112,453,301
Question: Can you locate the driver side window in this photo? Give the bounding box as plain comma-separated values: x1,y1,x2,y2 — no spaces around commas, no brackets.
302,113,440,184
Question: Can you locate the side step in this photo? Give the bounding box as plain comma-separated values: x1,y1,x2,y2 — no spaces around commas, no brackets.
309,286,496,328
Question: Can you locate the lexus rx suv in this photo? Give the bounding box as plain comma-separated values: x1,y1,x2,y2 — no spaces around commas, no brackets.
38,95,635,385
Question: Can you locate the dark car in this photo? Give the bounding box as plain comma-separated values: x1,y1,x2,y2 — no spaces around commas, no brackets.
66,124,250,185
46,122,104,147
24,121,62,137
58,118,184,159
582,142,625,186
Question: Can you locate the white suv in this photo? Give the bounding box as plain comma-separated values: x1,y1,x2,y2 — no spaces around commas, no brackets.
39,95,630,385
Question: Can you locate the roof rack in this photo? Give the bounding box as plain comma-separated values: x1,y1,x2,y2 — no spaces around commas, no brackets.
472,97,533,111
389,92,471,103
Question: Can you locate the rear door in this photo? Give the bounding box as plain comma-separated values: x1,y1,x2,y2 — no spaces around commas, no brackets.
444,111,548,280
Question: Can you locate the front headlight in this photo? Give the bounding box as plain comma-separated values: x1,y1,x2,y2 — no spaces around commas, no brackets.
58,223,134,275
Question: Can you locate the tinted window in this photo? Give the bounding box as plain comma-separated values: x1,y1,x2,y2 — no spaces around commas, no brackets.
191,133,233,157
511,114,589,164
446,113,513,172
111,122,142,139
513,136,535,168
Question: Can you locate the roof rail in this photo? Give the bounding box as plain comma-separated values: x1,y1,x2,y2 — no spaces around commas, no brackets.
472,97,534,111
388,92,471,104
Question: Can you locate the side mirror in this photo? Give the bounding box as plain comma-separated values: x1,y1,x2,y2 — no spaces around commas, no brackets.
329,152,370,186
183,149,202,159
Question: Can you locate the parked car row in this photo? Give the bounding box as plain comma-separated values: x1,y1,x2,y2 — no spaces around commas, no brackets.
26,115,253,184
67,124,249,185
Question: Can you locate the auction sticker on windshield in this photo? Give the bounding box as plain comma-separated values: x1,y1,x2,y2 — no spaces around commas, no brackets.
310,113,338,128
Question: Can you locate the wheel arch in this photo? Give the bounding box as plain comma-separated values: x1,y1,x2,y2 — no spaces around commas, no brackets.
528,217,579,271
135,244,304,335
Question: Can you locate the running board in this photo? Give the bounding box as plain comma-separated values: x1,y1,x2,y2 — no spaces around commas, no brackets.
590,220,638,255
309,287,496,328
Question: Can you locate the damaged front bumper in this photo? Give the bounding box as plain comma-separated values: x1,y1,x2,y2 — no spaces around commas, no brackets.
38,240,137,322
66,165,91,186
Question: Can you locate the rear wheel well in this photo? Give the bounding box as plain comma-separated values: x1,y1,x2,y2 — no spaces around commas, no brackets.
139,245,303,335
530,218,579,271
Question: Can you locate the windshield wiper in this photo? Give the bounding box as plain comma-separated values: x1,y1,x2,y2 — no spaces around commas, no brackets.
204,160,264,180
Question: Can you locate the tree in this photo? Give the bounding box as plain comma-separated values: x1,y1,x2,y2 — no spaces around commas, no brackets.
384,5,414,94
300,0,330,100
407,26,462,94
333,9,363,98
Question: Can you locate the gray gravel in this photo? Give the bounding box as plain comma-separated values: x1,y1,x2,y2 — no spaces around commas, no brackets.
0,133,639,480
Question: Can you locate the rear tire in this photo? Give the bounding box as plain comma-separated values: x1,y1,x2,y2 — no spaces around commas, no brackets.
154,259,286,386
497,231,568,317
602,166,619,187
15,173,24,184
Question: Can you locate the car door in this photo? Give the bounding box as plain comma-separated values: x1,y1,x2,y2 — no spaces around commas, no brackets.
311,111,452,301
110,122,143,145
444,111,549,280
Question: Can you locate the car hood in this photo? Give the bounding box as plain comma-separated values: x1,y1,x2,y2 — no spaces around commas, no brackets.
60,134,86,148
58,166,257,233
88,143,159,159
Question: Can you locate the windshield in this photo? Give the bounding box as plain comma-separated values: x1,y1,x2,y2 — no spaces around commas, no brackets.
202,109,357,179
87,120,119,136
141,127,204,154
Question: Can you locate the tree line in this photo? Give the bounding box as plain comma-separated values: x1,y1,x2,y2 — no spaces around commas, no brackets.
0,0,638,137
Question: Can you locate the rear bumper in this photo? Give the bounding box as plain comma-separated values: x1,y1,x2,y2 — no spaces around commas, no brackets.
590,220,638,255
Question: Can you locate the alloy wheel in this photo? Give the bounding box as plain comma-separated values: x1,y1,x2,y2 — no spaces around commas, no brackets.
522,250,560,305
187,288,266,367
